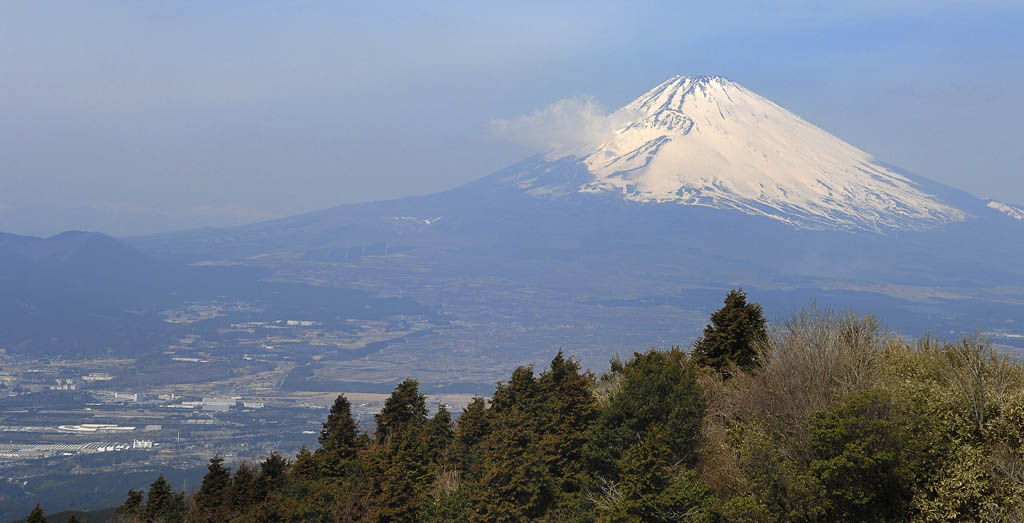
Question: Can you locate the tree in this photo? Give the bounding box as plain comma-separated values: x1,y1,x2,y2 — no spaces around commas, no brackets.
366,426,433,521
66,516,83,523
319,394,360,458
190,455,231,522
117,488,145,521
474,366,555,521
225,462,263,516
365,378,434,520
317,394,362,478
453,397,491,483
807,389,917,521
374,378,428,443
260,452,289,492
584,348,704,481
537,351,598,503
598,430,714,522
143,474,185,523
426,404,455,465
692,289,767,375
26,505,47,523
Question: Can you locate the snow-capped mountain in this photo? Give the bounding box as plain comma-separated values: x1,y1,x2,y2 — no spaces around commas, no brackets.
501,75,973,232
988,200,1024,221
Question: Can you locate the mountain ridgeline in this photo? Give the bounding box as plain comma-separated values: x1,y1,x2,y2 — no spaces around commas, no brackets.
33,292,1024,522
129,75,1023,301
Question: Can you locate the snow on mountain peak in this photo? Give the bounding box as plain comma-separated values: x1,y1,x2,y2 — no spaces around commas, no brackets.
504,75,970,232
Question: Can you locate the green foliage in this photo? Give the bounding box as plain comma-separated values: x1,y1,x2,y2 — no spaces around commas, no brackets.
365,379,435,521
316,394,363,479
692,288,767,374
537,351,598,503
319,394,360,459
117,488,145,520
26,505,47,523
142,474,185,523
111,296,1024,523
190,456,231,522
597,430,716,522
584,348,703,481
806,389,918,521
425,404,454,465
452,397,490,482
374,378,428,443
474,365,555,521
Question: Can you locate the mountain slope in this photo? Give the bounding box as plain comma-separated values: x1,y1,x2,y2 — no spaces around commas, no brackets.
503,75,981,232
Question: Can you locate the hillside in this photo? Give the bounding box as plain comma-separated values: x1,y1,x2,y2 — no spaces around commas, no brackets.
28,293,1024,522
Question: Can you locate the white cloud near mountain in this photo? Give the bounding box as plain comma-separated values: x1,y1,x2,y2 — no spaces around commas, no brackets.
489,97,639,156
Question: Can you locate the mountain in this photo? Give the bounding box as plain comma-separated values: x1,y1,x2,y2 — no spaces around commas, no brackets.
119,76,1024,375
0,231,437,356
501,75,1013,232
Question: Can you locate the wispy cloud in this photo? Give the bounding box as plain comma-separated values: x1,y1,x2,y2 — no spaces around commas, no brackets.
489,97,639,157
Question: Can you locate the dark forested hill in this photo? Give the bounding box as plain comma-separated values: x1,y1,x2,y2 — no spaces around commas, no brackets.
36,293,1024,522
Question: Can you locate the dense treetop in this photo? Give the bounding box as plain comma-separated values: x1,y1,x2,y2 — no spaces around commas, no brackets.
32,291,1024,522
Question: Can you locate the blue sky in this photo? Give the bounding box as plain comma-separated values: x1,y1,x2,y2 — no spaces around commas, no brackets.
1,1,1022,235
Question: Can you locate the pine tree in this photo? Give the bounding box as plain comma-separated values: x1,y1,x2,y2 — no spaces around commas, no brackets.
260,452,289,492
426,404,455,465
366,379,433,520
190,455,231,522
453,397,491,482
584,348,704,481
291,446,321,481
117,488,145,520
601,430,714,522
537,351,598,503
319,394,360,457
366,427,433,521
66,515,83,523
317,394,362,478
143,474,185,523
691,288,767,375
26,504,47,523
374,378,428,443
474,366,555,521
225,462,262,517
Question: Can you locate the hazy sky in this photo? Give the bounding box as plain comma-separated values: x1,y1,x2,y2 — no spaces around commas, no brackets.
2,1,1022,236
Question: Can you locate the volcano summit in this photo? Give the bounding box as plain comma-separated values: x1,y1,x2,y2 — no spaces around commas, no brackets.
500,75,996,232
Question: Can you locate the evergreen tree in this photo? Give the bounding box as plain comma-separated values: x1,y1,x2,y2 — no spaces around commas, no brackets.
453,397,491,482
319,394,360,458
426,404,455,465
374,378,428,443
142,474,185,523
117,489,144,520
26,505,47,523
600,430,714,522
291,446,321,481
365,379,434,520
190,455,231,522
584,348,704,481
474,366,555,521
537,351,598,503
66,515,83,523
226,462,263,516
260,452,289,492
692,289,767,374
808,389,918,521
366,426,433,521
317,394,362,478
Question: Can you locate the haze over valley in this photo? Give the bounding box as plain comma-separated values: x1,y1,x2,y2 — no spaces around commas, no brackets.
2,3,1023,521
